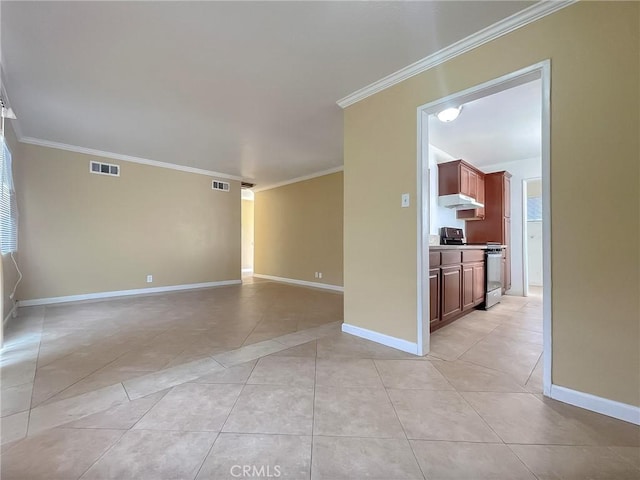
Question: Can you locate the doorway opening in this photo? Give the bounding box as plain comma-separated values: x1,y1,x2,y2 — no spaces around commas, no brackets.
241,189,254,280
416,61,551,395
523,178,543,297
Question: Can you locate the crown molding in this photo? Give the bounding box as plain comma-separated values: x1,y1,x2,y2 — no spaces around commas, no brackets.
253,166,343,193
19,136,243,181
336,0,576,108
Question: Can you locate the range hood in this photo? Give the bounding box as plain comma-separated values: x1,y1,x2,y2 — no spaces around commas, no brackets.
438,193,484,210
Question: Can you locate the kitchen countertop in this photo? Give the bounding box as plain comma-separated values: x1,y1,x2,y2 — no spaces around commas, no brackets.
429,244,506,250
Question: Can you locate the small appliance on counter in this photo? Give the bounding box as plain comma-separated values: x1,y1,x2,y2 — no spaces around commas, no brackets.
440,227,465,245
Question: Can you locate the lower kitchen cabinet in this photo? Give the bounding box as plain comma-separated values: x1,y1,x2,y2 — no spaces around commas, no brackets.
441,265,462,323
462,264,474,311
429,248,487,332
472,262,485,306
429,268,441,327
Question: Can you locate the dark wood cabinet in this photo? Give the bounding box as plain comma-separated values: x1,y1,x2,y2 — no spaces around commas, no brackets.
465,171,512,292
429,268,441,326
462,264,474,311
441,265,462,323
438,160,485,200
457,168,485,221
429,247,487,332
472,262,485,306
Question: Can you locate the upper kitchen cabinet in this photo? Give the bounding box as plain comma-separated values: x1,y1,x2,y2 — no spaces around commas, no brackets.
437,160,486,215
438,159,484,198
457,173,485,221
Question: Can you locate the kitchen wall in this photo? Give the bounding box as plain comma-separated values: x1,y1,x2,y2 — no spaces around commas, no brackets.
254,171,343,287
1,122,21,328
14,143,241,301
344,2,639,406
241,198,254,271
483,157,541,296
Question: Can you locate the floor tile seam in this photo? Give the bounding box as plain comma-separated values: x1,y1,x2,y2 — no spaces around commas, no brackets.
522,352,543,387
74,427,128,480
31,346,146,409
487,332,544,347
217,361,259,436
191,431,222,480
447,357,530,387
453,389,509,446
373,357,428,480
24,312,46,437
309,341,318,480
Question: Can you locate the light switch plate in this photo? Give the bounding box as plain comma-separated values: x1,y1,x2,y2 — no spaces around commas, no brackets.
401,193,410,208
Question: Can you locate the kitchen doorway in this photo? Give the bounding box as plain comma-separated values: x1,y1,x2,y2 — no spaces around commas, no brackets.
523,178,543,297
416,61,551,395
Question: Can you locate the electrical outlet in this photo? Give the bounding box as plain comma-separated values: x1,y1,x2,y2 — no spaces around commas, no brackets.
318,272,323,279
146,275,153,283
314,272,318,278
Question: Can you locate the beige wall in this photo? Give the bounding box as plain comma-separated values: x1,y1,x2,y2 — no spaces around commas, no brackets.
254,172,343,286
1,122,22,325
14,144,241,300
344,2,639,406
241,199,254,270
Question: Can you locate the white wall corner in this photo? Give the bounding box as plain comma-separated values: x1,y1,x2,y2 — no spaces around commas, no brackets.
341,323,420,355
253,273,343,293
3,303,17,326
17,280,242,307
549,384,640,426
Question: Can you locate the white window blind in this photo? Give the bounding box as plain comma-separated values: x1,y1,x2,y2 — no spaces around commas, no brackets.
0,137,17,254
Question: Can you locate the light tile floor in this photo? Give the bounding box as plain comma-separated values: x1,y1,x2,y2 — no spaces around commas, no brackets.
1,282,639,479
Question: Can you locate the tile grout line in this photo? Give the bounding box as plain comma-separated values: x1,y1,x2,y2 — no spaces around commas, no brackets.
370,360,428,480
73,428,128,480
503,443,544,480
309,343,318,480
522,351,543,388
25,307,47,437
32,324,177,408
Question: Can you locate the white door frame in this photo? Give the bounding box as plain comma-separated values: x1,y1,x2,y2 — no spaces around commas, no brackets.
416,60,552,396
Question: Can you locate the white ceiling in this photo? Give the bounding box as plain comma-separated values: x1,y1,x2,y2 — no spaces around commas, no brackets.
429,79,542,167
2,1,535,187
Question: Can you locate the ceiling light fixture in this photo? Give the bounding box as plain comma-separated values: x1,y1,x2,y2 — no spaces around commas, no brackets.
436,106,462,122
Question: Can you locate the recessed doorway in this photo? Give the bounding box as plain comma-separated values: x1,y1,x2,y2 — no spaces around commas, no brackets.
416,61,551,395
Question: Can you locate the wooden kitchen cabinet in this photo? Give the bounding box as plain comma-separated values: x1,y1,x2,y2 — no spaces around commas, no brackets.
462,264,474,311
466,171,512,292
429,268,441,326
441,265,462,323
457,170,485,221
472,262,485,306
429,247,487,332
438,160,485,199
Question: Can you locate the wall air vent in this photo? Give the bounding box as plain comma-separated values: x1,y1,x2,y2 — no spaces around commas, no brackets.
90,161,120,177
212,180,230,192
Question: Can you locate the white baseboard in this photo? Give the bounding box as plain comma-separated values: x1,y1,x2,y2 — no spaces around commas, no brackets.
341,323,419,355
550,384,640,425
3,303,17,326
241,268,254,273
17,280,242,307
253,273,343,292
